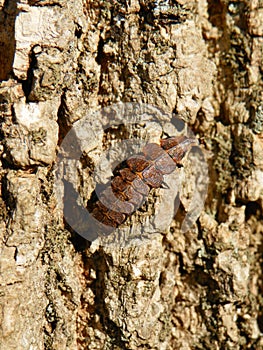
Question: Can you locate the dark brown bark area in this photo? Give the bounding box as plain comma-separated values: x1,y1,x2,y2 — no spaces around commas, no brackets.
0,1,262,349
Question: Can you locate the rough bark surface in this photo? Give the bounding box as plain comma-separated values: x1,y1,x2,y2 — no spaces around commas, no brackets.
0,0,262,349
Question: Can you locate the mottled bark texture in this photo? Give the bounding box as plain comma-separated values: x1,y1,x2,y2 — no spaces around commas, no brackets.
0,0,263,349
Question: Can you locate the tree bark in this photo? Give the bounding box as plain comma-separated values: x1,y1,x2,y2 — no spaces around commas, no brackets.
0,0,262,349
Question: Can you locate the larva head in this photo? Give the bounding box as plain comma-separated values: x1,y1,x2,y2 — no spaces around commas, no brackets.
160,136,197,164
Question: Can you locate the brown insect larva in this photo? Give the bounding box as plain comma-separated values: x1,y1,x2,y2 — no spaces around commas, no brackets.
89,135,196,231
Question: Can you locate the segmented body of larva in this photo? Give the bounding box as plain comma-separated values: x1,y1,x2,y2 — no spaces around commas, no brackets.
89,135,196,230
